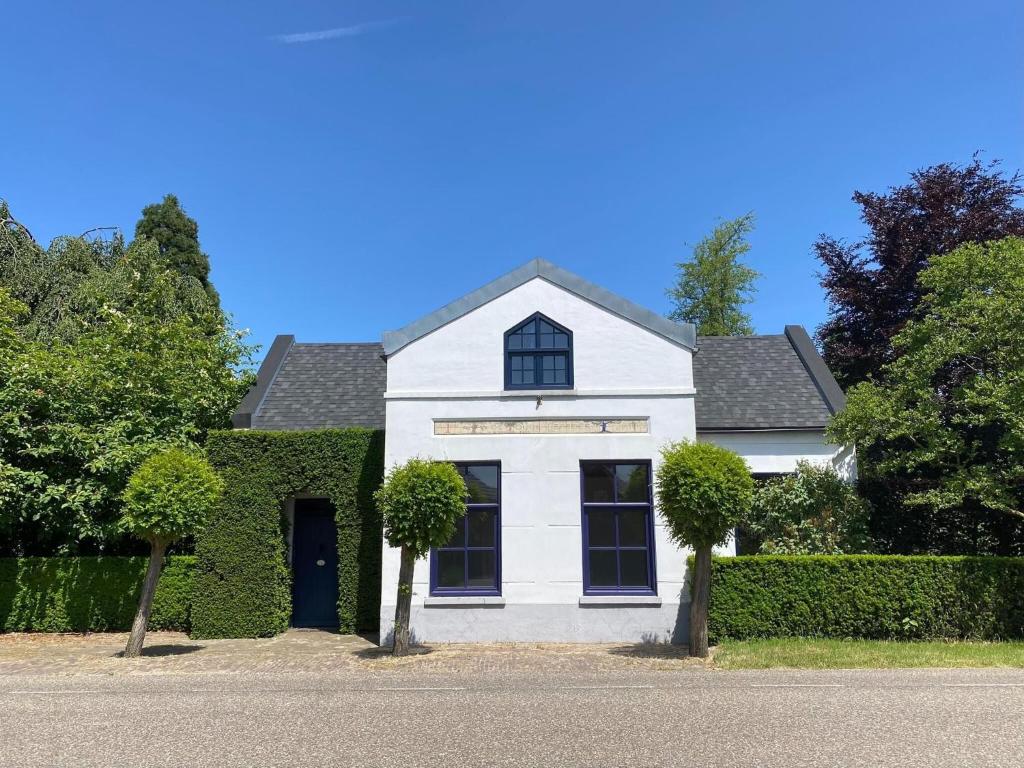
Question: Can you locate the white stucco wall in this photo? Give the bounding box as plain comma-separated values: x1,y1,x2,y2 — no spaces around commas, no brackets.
380,276,697,643
697,429,856,480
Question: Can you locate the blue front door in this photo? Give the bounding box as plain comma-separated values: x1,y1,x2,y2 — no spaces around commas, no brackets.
291,499,339,628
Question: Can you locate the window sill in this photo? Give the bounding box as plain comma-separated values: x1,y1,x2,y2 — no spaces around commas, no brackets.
578,595,663,607
424,596,506,607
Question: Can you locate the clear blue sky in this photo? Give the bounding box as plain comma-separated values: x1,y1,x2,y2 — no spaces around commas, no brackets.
4,1,1021,356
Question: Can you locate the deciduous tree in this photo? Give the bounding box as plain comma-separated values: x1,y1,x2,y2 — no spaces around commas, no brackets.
816,157,1024,389
668,213,759,335
656,441,753,657
374,459,467,656
121,448,222,657
829,237,1024,536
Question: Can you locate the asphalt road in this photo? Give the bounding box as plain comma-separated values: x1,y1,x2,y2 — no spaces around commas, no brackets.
1,668,1023,767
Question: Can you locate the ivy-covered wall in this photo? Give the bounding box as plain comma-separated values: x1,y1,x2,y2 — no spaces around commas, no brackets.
193,428,385,638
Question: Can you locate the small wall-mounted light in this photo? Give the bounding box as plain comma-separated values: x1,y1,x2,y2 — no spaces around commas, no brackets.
536,395,543,409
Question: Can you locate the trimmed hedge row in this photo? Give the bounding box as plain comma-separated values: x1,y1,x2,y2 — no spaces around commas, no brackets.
195,428,385,638
708,555,1024,642
0,556,195,633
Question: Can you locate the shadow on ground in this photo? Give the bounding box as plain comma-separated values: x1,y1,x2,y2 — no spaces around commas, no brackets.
114,644,205,658
606,642,692,660
353,645,434,661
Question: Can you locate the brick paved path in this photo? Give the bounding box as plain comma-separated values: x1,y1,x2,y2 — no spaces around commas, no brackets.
0,629,699,676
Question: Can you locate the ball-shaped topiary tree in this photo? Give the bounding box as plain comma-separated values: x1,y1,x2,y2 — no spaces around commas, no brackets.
121,447,223,657
656,441,753,657
375,458,467,656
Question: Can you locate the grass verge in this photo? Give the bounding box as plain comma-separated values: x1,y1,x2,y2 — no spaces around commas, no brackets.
714,638,1024,669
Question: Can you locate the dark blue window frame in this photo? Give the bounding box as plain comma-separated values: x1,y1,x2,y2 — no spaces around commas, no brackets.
429,462,502,596
580,460,657,596
504,312,574,390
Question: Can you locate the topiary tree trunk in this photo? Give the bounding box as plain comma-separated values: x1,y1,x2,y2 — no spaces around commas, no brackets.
689,545,712,658
392,545,416,656
125,539,167,658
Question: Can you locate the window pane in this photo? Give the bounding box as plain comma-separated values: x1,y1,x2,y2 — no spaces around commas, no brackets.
582,464,615,502
467,509,496,547
588,550,617,587
508,333,522,350
553,332,569,348
541,332,554,348
462,465,499,504
442,516,466,548
521,321,536,348
619,550,649,587
587,508,615,547
616,464,649,502
467,551,496,588
618,509,647,547
521,362,534,384
437,550,465,588
538,320,554,335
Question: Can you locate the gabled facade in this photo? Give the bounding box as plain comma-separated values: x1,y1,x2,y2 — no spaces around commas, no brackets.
235,259,852,643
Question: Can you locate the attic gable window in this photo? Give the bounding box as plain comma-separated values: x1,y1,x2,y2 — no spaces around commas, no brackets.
504,313,573,390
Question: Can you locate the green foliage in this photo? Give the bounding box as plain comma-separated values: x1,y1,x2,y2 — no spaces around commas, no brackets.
656,441,754,549
121,449,222,546
0,238,252,553
830,237,1024,531
744,461,873,554
668,213,760,335
135,194,219,305
194,429,385,638
0,556,195,632
375,459,467,559
707,555,1024,642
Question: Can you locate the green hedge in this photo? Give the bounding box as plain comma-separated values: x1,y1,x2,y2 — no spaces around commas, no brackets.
194,428,385,638
0,556,195,633
708,555,1024,642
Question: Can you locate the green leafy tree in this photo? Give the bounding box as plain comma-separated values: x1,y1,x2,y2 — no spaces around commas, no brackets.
656,441,753,657
374,459,467,656
0,260,252,554
121,448,222,656
668,213,760,335
830,237,1024,539
743,461,872,554
135,194,219,305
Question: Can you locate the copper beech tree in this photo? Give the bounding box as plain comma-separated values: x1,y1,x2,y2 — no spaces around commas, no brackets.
375,459,467,656
656,441,753,657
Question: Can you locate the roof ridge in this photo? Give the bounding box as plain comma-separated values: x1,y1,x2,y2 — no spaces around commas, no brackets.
696,334,786,340
294,342,383,347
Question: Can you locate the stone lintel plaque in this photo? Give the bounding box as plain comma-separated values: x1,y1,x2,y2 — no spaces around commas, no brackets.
434,418,648,436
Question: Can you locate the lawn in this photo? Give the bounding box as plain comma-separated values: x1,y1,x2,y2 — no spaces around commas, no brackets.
713,638,1024,669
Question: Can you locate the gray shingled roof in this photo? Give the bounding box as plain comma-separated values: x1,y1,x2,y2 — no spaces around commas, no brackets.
246,342,385,430
692,328,841,430
235,327,842,433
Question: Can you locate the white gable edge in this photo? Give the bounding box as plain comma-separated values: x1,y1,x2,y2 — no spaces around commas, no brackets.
381,258,696,355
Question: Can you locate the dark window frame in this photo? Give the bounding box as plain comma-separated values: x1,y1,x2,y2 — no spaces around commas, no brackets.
503,312,574,390
579,460,658,596
429,461,502,597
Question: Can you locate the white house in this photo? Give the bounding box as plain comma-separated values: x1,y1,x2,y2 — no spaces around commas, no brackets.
235,259,851,643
